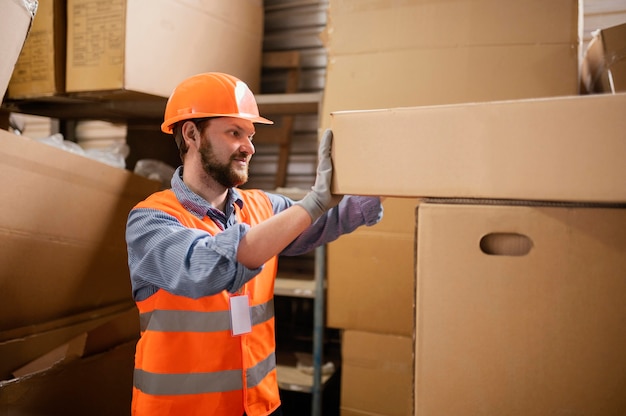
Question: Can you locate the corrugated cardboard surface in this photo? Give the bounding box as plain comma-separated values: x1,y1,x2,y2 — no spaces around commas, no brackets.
341,330,413,416
7,0,65,99
331,93,626,202
66,0,264,97
324,44,578,123
0,340,136,415
581,22,626,93
328,232,415,335
321,0,581,128
0,0,35,101
415,202,626,415
0,129,159,332
327,198,419,337
326,0,579,54
1,304,139,414
0,302,136,380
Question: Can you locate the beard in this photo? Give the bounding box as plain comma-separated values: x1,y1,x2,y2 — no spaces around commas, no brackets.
199,139,249,188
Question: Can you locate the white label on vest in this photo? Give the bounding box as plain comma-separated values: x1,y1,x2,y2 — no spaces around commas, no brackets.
229,294,252,336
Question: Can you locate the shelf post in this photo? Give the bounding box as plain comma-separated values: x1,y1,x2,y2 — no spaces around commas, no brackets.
311,244,326,416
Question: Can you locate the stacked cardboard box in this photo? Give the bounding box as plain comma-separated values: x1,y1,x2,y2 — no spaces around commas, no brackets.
327,197,418,416
582,0,626,49
7,0,265,100
339,331,414,416
321,0,581,128
331,93,626,202
0,127,160,413
329,91,626,414
7,0,65,99
0,130,160,332
320,1,625,415
0,0,36,102
1,3,161,412
1,307,140,415
411,202,626,415
581,22,626,93
328,197,418,337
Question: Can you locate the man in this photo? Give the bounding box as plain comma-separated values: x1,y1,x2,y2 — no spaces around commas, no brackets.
125,72,382,415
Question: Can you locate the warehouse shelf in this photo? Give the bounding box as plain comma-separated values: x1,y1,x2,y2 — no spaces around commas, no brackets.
256,92,322,115
274,244,330,402
1,92,322,124
275,274,317,298
276,364,333,393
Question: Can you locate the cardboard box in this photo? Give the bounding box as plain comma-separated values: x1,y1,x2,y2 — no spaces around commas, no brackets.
321,0,580,128
7,0,65,99
0,0,36,101
0,302,136,380
581,22,626,93
327,198,419,337
326,0,579,54
324,44,578,124
414,202,626,415
0,340,136,415
341,330,413,416
66,0,264,98
0,128,159,332
331,93,626,203
1,304,139,413
7,304,139,380
11,332,88,379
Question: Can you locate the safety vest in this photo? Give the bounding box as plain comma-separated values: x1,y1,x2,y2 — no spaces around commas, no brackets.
130,189,280,416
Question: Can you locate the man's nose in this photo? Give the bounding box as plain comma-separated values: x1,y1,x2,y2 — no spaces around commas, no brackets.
241,137,255,155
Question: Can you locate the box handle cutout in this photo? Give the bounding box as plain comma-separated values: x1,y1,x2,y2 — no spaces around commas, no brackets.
479,233,532,256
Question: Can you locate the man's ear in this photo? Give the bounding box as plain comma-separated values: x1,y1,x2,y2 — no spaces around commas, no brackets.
181,120,200,147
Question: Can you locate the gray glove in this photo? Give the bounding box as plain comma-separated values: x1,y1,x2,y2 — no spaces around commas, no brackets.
296,129,342,221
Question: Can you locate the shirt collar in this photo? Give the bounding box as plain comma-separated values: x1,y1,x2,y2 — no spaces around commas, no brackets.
170,166,244,219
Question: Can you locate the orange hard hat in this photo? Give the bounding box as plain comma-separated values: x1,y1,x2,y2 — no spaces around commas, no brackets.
161,72,273,134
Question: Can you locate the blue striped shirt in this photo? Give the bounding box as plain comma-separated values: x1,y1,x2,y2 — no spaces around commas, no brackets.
126,167,383,301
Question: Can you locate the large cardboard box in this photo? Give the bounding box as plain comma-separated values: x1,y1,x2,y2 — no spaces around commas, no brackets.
414,202,626,415
327,198,419,337
0,128,159,332
331,93,626,203
1,303,139,414
341,330,413,416
0,340,136,415
321,0,581,127
0,302,136,381
0,0,37,101
326,0,579,55
7,0,65,99
66,0,264,98
581,22,626,93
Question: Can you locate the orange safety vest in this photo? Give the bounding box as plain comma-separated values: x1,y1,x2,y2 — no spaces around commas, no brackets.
130,189,280,416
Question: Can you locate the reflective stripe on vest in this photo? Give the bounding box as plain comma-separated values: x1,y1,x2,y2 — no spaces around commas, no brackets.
134,351,276,396
139,299,274,332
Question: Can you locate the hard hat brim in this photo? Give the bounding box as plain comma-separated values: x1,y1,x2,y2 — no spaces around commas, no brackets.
161,112,274,134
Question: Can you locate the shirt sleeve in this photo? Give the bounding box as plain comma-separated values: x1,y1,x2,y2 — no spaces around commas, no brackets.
126,207,262,301
265,193,384,256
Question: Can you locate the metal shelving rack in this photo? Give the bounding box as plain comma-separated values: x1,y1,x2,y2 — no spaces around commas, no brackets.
272,189,331,416
272,246,329,416
258,4,331,411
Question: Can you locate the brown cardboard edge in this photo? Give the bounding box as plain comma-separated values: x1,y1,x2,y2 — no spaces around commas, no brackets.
0,301,134,342
0,340,136,414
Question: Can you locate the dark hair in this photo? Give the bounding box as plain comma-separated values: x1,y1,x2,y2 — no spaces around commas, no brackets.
172,118,213,162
